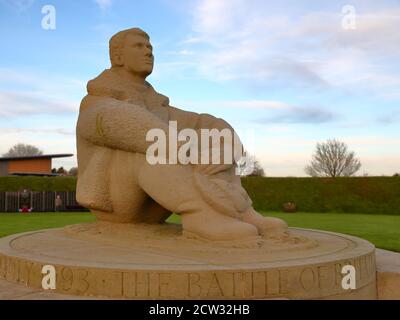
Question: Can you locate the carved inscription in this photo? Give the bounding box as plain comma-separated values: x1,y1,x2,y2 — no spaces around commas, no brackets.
0,251,376,299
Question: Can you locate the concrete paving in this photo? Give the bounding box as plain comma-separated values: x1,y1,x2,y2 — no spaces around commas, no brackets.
375,248,400,300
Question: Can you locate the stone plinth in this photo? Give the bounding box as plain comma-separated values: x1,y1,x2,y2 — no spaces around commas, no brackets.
0,223,377,299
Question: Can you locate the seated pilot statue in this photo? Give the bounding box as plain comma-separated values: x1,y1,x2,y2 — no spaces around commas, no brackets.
76,27,287,244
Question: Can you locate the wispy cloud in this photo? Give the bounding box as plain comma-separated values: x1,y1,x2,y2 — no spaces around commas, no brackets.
180,99,336,124
0,0,35,11
342,136,400,147
257,106,337,124
0,68,83,117
94,0,112,11
166,49,195,56
193,0,247,35
376,110,400,124
182,100,289,110
177,0,400,98
0,127,74,136
0,91,77,117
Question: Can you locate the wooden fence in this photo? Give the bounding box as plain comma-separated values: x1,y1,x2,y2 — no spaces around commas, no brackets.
0,191,87,213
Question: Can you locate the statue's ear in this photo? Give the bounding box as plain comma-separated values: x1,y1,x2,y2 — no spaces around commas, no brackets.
113,50,124,66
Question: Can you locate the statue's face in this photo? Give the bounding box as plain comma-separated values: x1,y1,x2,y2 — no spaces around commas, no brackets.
121,34,154,77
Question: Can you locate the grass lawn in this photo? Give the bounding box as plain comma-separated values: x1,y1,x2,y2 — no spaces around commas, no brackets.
0,212,95,238
265,212,400,253
0,211,399,252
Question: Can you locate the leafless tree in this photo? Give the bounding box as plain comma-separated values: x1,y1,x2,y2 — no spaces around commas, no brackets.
236,153,265,177
3,143,43,157
305,139,361,177
68,167,78,176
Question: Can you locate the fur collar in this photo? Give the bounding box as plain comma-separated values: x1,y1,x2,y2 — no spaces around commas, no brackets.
87,68,170,109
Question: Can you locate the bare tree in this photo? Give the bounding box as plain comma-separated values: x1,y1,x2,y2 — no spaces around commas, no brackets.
236,153,265,177
68,167,78,176
305,139,361,177
248,159,265,177
3,143,43,157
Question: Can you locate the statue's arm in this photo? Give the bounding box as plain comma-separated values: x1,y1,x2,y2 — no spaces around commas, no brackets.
167,105,234,132
77,96,170,154
167,105,243,174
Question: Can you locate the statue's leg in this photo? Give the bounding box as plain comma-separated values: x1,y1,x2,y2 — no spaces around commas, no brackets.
93,150,149,223
136,155,260,242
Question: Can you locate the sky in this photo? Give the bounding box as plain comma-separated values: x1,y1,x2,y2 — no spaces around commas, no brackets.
0,0,399,176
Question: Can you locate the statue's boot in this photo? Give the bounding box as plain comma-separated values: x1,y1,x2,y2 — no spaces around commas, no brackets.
189,173,286,242
181,209,261,246
241,207,288,237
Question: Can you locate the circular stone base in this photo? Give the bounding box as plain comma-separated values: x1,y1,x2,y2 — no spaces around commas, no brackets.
0,223,377,299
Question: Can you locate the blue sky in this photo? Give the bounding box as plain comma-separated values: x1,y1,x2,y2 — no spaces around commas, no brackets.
0,0,399,176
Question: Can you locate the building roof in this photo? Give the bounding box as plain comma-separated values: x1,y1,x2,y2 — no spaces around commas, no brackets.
0,154,73,161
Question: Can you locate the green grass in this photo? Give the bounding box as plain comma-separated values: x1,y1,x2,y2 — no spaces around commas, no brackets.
0,211,399,252
0,212,95,238
265,212,400,253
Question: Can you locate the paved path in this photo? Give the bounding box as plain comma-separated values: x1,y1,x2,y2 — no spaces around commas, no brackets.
375,248,400,299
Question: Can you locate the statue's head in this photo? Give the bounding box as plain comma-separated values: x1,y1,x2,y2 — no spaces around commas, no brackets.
109,28,153,78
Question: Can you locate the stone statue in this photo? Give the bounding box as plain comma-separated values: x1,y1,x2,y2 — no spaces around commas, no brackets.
76,27,287,245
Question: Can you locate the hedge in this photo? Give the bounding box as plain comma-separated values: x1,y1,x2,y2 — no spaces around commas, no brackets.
0,176,399,214
0,176,77,192
242,176,400,215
